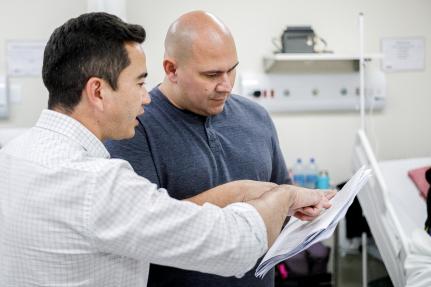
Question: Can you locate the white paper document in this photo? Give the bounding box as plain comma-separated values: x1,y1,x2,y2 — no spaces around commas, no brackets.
255,165,372,278
7,41,46,77
381,37,425,72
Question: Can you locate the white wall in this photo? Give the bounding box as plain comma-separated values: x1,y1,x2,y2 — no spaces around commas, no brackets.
1,0,430,183
0,0,87,127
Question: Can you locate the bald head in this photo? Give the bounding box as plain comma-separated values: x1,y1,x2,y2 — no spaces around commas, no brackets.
164,11,236,63
160,11,238,116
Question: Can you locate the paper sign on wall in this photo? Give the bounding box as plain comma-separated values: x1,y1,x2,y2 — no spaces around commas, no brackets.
381,37,425,72
7,41,46,77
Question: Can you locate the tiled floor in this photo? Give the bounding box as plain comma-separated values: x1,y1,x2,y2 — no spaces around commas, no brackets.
336,252,392,287
274,236,393,287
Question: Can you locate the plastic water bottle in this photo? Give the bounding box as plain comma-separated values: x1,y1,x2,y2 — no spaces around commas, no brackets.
317,170,330,189
304,158,319,188
292,158,305,187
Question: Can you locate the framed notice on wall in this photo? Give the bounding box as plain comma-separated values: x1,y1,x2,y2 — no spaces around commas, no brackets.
6,41,46,77
381,37,425,72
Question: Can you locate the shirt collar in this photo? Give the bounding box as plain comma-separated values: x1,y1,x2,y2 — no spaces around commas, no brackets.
35,109,110,159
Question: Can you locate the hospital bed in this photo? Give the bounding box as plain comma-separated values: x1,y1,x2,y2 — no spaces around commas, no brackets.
352,129,430,287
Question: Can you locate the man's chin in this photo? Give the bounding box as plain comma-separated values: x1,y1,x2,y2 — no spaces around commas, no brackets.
115,129,135,141
210,104,225,115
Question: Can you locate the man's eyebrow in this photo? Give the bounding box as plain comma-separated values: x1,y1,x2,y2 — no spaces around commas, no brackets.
227,62,239,73
137,72,148,80
202,62,239,74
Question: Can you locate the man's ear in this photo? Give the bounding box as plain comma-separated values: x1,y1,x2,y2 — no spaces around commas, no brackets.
163,58,178,83
83,77,106,112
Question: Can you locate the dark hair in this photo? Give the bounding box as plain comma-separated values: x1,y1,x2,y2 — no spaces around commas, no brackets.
42,12,146,112
425,168,431,234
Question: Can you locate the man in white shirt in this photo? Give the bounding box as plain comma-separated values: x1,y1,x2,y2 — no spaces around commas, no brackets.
0,12,334,286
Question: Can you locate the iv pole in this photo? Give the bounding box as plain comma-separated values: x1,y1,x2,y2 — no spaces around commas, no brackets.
359,13,366,132
358,12,368,287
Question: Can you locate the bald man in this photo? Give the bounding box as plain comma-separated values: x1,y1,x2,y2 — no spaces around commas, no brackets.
106,11,291,287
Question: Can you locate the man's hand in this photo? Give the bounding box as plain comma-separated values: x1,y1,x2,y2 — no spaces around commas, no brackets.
287,188,336,221
246,185,336,247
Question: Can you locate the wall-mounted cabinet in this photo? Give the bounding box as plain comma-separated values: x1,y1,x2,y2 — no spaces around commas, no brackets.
240,53,385,113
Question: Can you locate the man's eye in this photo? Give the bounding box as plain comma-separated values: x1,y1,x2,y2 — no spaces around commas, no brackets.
138,82,146,87
205,73,218,78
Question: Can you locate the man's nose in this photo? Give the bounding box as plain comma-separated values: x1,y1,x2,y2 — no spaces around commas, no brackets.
216,74,233,93
142,89,151,105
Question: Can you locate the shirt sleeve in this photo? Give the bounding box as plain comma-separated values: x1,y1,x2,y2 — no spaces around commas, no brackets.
85,160,268,277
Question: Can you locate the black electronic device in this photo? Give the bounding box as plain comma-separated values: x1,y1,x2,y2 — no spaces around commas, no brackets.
281,26,316,53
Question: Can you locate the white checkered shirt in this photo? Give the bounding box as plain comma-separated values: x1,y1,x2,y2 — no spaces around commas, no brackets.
0,109,268,287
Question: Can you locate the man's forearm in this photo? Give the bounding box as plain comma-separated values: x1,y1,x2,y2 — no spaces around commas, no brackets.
184,181,243,207
184,180,277,207
246,186,294,247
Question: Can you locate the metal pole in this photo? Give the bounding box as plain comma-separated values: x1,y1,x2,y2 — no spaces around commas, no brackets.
362,232,368,287
333,225,339,287
359,13,365,132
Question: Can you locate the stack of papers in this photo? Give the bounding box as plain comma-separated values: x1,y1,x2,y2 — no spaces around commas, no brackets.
255,165,372,278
